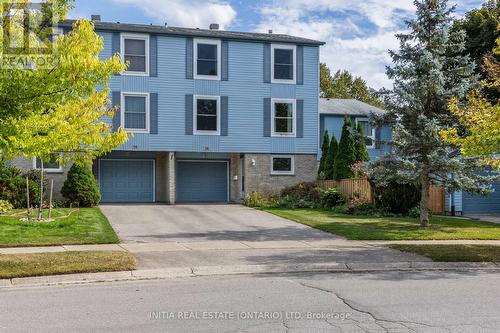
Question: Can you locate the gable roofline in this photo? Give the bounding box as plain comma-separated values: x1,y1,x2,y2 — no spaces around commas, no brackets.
58,20,326,46
320,98,386,117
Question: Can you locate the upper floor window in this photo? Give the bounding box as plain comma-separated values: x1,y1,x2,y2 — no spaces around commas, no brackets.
194,39,221,80
121,93,150,133
272,99,296,137
271,44,296,83
194,95,220,135
34,154,62,173
271,155,294,175
121,33,149,75
356,118,376,149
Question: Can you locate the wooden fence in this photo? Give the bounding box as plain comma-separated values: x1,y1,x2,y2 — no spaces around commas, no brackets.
318,178,445,214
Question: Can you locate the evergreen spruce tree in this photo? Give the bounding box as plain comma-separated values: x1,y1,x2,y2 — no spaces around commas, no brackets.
332,116,356,180
318,130,330,180
355,123,371,162
325,134,338,180
371,0,495,227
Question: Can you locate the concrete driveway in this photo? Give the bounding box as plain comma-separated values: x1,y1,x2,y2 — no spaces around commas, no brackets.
100,204,338,243
99,204,429,270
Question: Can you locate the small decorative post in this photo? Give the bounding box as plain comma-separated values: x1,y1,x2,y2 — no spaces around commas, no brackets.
48,179,54,219
26,176,30,219
38,159,44,220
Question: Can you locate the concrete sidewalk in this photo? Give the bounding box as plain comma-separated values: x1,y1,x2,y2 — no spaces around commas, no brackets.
2,239,500,255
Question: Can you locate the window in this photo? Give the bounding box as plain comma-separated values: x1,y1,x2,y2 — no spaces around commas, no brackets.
121,93,149,133
271,156,294,175
121,34,149,75
33,154,62,173
194,96,220,134
271,44,296,83
194,39,221,80
272,99,296,137
356,118,376,149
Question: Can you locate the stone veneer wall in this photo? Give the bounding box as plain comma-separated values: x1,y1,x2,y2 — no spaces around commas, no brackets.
9,156,72,200
243,154,319,196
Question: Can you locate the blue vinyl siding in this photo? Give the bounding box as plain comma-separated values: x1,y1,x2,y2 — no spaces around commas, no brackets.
320,114,392,160
96,30,319,155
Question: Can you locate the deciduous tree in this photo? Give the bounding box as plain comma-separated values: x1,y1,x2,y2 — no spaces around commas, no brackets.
0,1,127,164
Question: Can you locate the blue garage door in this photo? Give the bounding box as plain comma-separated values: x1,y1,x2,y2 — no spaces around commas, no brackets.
463,181,500,214
176,161,228,202
99,160,154,203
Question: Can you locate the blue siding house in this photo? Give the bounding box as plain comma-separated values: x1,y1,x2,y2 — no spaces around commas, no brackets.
57,18,325,203
319,98,392,160
319,98,500,215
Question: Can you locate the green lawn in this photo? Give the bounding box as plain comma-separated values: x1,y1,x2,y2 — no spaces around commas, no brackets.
0,208,119,247
389,245,500,262
264,208,500,240
0,251,136,279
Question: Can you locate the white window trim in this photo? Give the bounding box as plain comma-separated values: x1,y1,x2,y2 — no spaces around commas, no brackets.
271,44,296,84
271,155,295,176
32,155,63,173
121,92,150,134
271,98,296,137
193,95,221,135
194,38,221,81
120,33,150,76
355,117,376,149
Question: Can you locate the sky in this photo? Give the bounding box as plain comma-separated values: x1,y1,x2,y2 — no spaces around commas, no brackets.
69,0,486,90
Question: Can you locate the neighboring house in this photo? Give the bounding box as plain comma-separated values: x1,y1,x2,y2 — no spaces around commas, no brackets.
10,17,325,203
445,185,500,215
319,98,392,160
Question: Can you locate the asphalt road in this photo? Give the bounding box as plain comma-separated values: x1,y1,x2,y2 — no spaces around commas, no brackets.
2,271,500,332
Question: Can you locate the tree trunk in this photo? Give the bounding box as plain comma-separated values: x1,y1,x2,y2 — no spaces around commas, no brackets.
420,174,430,227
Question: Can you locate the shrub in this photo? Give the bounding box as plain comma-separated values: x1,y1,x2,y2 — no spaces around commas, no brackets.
0,200,13,214
281,182,322,203
62,164,100,207
319,188,344,209
275,195,318,209
0,165,41,208
373,181,421,214
244,192,278,208
346,195,375,215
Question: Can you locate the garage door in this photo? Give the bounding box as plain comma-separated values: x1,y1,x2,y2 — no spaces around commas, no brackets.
176,161,228,202
463,181,500,214
99,159,155,203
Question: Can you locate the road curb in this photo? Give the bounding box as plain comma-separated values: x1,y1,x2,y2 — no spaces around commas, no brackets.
1,262,499,288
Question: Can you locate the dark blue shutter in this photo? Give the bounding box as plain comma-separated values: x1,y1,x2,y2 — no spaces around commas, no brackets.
375,128,382,149
221,40,229,81
221,96,228,136
296,46,304,85
263,43,271,83
112,32,121,76
150,35,158,77
263,98,271,137
112,32,120,56
112,91,121,132
185,94,193,135
186,38,193,79
150,93,158,134
296,99,304,138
